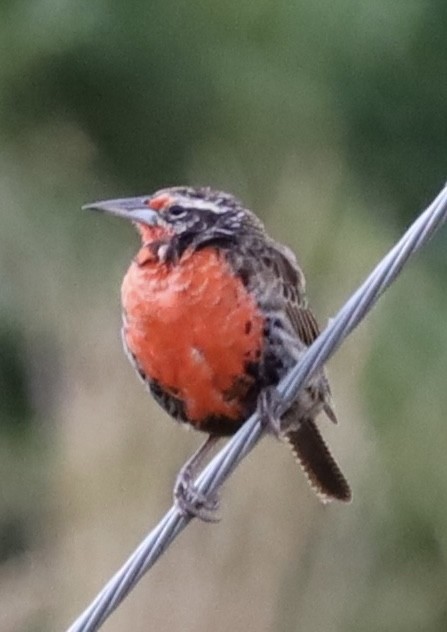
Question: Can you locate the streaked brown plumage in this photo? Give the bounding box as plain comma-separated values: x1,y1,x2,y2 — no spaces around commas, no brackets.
84,186,351,508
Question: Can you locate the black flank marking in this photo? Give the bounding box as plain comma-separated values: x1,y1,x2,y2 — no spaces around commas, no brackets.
237,266,251,287
245,360,260,379
263,318,271,337
149,379,187,423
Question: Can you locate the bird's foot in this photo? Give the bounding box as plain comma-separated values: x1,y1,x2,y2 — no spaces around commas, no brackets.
174,464,221,523
258,386,287,437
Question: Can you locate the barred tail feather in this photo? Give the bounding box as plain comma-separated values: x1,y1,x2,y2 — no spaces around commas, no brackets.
285,419,352,503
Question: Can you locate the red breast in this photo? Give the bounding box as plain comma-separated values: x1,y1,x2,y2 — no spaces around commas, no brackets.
121,245,265,426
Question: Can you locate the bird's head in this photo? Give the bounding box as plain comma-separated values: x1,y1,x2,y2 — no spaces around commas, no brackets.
83,186,265,246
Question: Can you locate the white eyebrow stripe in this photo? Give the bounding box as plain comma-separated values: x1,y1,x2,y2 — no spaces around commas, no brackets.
178,197,226,213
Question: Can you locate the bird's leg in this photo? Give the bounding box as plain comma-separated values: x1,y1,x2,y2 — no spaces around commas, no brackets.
257,386,286,437
259,384,329,437
259,387,320,443
174,434,221,522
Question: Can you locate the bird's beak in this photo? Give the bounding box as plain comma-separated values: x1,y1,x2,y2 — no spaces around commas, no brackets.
82,197,159,226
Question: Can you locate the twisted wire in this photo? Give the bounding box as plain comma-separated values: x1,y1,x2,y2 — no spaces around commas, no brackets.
67,184,447,632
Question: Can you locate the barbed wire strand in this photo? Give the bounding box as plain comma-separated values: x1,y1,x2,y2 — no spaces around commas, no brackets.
67,183,447,632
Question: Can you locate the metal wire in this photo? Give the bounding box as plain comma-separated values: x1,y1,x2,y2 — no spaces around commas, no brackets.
66,184,447,632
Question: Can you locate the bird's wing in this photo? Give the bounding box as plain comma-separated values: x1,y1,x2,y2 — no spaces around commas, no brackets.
263,242,350,502
268,242,322,347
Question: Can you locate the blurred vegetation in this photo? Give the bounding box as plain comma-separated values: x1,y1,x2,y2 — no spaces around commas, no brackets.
1,1,447,631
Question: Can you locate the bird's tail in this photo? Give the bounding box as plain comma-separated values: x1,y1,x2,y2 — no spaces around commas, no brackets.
284,418,351,503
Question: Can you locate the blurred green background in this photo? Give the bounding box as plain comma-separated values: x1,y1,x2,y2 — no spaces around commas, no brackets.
1,1,447,631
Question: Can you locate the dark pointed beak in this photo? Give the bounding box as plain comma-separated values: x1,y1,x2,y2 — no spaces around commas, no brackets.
82,196,159,226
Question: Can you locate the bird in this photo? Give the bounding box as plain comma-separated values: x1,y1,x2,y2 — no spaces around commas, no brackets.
83,186,351,518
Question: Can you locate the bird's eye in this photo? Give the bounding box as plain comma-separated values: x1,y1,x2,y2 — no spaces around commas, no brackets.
168,205,187,218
